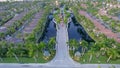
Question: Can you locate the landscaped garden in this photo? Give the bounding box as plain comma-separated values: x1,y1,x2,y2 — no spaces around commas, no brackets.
0,1,56,63
0,0,120,65
66,0,120,64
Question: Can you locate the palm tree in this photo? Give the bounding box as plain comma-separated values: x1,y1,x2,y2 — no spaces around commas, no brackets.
7,26,15,34
69,39,79,50
106,48,119,63
98,38,113,56
15,43,25,58
26,33,36,42
80,40,88,56
48,37,56,56
91,42,101,58
0,41,4,62
88,48,94,62
99,41,108,56
0,33,5,40
39,42,46,53
69,39,79,56
48,37,56,50
33,44,39,63
26,42,38,62
7,43,19,62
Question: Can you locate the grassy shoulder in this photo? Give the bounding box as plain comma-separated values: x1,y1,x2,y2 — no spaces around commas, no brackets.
0,50,55,63
69,50,120,64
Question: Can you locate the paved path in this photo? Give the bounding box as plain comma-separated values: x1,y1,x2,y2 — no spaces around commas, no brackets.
79,10,120,43
45,23,80,67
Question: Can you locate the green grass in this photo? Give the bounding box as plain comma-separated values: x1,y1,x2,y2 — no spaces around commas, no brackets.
0,57,47,63
0,50,56,63
80,53,120,64
70,51,120,64
108,8,120,16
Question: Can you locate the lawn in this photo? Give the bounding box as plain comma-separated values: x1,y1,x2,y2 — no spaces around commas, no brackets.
0,50,55,63
69,51,120,64
79,53,120,64
0,57,47,63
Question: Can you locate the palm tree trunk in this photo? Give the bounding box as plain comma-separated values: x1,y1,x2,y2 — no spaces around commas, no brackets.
82,48,84,56
37,50,39,57
103,51,106,55
33,56,37,63
13,53,19,62
96,52,100,58
102,51,105,55
0,57,3,61
89,54,93,62
82,48,86,56
107,55,112,63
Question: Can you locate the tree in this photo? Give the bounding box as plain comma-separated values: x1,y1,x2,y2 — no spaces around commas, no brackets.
106,48,119,63
69,39,79,56
7,43,19,62
0,41,7,61
39,42,46,53
99,41,108,56
69,39,79,49
0,33,5,40
87,42,101,62
88,48,95,62
48,37,56,50
26,33,36,42
90,42,101,58
80,40,88,56
26,42,38,62
15,43,25,57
